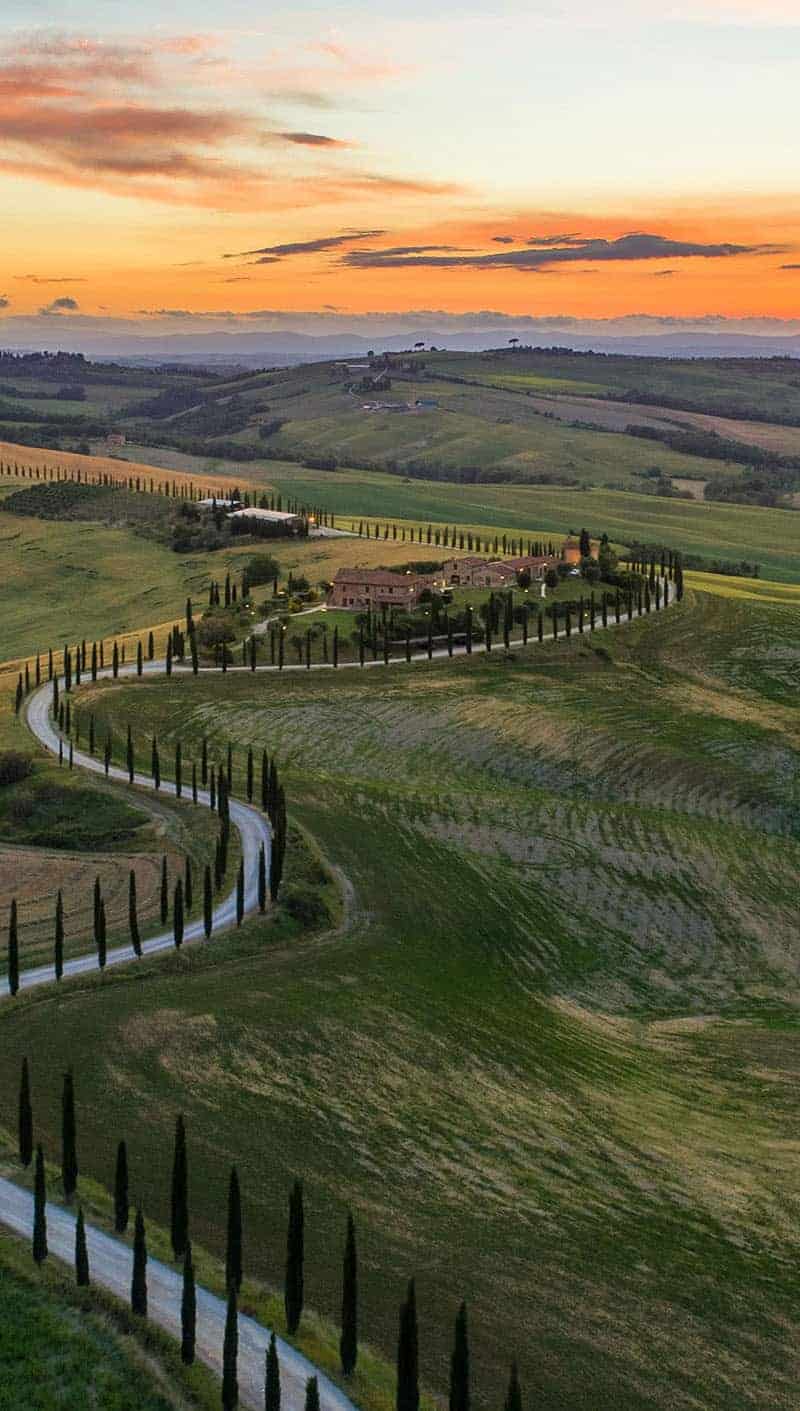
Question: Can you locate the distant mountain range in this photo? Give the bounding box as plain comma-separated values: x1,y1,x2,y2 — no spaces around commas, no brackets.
4,327,800,367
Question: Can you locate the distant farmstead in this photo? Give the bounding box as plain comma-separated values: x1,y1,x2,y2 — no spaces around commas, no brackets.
441,553,555,586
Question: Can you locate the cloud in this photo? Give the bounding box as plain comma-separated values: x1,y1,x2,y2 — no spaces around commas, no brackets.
0,297,9,310
653,269,676,277
14,274,87,284
342,232,782,271
492,236,515,244
227,230,385,260
38,296,79,314
278,131,349,147
780,263,800,270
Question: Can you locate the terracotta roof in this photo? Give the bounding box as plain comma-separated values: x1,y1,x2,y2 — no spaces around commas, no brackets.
333,568,418,586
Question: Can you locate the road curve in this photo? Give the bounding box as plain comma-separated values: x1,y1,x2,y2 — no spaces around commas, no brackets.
0,1173,357,1411
9,667,272,995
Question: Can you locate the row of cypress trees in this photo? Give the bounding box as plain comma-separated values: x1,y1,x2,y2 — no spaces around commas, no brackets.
20,1061,522,1411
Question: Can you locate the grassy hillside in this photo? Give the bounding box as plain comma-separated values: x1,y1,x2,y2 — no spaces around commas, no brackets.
4,584,800,1410
0,1230,204,1410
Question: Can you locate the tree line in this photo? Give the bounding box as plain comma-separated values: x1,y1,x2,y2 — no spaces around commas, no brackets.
17,1062,520,1411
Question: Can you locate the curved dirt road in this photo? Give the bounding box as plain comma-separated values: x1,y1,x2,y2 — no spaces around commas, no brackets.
7,670,271,994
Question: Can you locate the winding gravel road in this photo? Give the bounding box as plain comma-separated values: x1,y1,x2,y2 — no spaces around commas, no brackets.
12,667,272,994
0,1174,356,1411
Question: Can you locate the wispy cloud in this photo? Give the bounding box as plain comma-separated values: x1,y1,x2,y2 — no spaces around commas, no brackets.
342,232,783,271
226,230,385,260
14,274,87,283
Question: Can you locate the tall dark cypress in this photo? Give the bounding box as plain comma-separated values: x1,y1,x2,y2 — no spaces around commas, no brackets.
137,640,143,677
181,1242,196,1365
184,855,193,912
175,741,182,797
54,890,64,980
284,1179,304,1334
152,737,161,790
18,1057,33,1167
160,856,168,925
503,1361,521,1411
171,1114,189,1259
114,1140,129,1233
75,1206,90,1287
131,1207,147,1316
203,864,213,939
173,879,184,949
340,1212,358,1374
7,898,19,996
236,859,244,927
261,750,269,812
258,843,267,913
226,1166,242,1292
396,1279,419,1411
222,1286,239,1411
129,870,141,957
305,1378,320,1411
127,724,135,782
97,899,106,970
449,1303,469,1411
265,1331,281,1411
61,1069,78,1201
32,1144,47,1264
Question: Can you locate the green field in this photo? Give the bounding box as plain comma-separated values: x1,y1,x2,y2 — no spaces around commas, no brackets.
3,583,800,1410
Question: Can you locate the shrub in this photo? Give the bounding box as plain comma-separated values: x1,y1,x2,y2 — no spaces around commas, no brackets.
280,884,331,929
0,752,33,787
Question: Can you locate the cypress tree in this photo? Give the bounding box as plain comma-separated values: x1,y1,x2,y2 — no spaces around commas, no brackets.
75,1206,90,1287
181,1242,196,1365
91,642,98,680
173,879,184,947
54,890,64,979
152,737,161,790
184,855,193,912
97,898,106,970
258,843,267,913
222,1285,239,1411
131,1207,147,1317
449,1304,469,1411
192,762,198,803
396,1279,419,1411
265,1331,281,1411
126,724,134,783
160,855,168,924
18,1057,33,1167
340,1212,358,1374
129,870,141,957
226,1165,242,1292
285,1179,304,1334
171,1114,189,1259
32,1144,47,1264
114,1140,129,1232
112,640,119,678
148,630,154,661
236,859,244,927
305,1378,320,1411
166,636,173,676
14,676,22,715
203,865,213,938
210,766,216,812
227,741,233,790
8,897,19,997
503,1362,521,1411
61,1069,78,1201
137,640,143,676
261,750,269,812
190,629,199,675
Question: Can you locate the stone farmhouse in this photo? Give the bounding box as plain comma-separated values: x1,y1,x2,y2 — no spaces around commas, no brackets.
441,553,555,586
328,568,444,610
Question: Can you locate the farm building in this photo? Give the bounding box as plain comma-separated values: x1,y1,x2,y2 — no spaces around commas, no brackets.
227,507,306,533
441,553,553,587
562,537,599,565
328,568,437,610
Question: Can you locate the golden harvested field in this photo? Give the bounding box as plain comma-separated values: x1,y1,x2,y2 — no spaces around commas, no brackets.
0,439,254,499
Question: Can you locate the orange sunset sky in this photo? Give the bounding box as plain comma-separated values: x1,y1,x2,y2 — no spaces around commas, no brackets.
1,3,799,336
